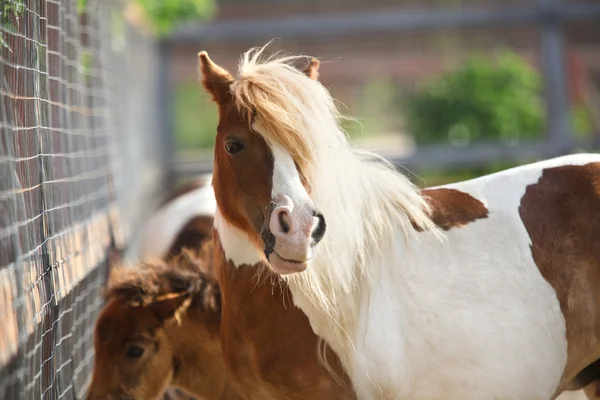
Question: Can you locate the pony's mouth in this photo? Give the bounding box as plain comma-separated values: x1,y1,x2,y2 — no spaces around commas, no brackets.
269,251,309,274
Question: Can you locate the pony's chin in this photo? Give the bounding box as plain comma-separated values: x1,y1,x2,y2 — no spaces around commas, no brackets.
268,252,308,275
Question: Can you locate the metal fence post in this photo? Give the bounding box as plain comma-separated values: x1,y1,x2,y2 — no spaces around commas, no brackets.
158,40,176,193
538,0,574,156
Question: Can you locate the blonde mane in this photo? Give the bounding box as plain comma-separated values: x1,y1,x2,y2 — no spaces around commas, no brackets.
231,44,443,369
231,46,347,180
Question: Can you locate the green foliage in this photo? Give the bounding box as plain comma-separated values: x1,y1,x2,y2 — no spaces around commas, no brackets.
173,80,218,149
77,0,89,15
571,103,594,139
1,0,24,49
80,51,92,78
346,77,402,139
403,51,546,146
135,0,216,36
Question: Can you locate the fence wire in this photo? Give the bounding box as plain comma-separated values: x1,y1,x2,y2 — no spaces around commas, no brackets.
0,0,168,398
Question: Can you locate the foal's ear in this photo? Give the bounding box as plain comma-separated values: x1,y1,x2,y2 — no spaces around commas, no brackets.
302,58,320,80
149,293,191,326
198,51,234,104
95,310,118,344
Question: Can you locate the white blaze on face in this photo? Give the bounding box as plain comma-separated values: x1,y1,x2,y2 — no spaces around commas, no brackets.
265,141,322,273
269,142,312,206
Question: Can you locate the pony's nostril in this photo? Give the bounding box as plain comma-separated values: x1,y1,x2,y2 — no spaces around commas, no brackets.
311,210,326,243
278,211,291,234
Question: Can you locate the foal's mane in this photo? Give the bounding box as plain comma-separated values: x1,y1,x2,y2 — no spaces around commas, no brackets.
106,250,220,315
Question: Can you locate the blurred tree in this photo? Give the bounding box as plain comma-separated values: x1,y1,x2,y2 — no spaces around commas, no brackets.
174,80,219,150
1,0,24,49
402,51,546,147
133,0,216,36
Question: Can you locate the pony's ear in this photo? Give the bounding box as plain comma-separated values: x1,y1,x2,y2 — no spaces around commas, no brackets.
303,58,320,80
198,51,234,104
149,293,192,326
95,306,118,344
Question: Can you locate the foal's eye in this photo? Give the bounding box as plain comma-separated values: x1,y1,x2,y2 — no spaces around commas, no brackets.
225,140,244,155
125,345,145,359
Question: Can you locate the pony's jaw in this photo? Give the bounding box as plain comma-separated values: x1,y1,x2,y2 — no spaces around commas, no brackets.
263,141,325,274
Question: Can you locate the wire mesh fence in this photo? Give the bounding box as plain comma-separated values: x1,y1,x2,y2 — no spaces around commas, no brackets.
0,0,169,398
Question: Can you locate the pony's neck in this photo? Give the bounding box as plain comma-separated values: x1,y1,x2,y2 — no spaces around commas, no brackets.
168,311,239,400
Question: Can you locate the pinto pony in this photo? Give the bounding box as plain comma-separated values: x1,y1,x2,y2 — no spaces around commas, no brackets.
199,45,600,400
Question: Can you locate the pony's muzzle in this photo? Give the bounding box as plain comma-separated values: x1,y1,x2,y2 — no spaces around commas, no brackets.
266,195,326,274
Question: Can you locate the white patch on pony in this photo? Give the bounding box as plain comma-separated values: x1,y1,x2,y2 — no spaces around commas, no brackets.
138,178,216,260
268,140,311,206
214,209,264,267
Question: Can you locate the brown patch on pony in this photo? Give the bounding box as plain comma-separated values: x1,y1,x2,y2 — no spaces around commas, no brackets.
519,162,600,395
214,234,356,400
417,188,489,231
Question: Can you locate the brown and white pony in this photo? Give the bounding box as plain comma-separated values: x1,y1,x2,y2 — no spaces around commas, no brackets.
198,45,600,400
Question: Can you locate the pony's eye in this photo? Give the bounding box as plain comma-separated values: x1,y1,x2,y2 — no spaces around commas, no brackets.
225,140,244,155
125,345,145,359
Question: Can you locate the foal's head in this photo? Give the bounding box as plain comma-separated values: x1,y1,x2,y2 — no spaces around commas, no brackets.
199,47,336,275
86,253,221,400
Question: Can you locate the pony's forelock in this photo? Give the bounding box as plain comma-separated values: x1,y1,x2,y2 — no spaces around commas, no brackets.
231,45,347,180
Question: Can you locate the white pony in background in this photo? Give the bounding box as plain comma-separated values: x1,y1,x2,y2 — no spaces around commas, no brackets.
137,174,215,260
